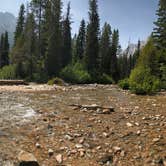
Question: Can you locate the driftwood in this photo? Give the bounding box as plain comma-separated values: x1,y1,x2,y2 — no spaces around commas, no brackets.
69,104,114,114
0,80,28,85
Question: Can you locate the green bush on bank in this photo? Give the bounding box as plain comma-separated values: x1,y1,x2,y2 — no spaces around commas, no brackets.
47,77,64,86
0,65,17,79
97,73,114,84
129,66,160,95
118,79,130,90
60,62,91,84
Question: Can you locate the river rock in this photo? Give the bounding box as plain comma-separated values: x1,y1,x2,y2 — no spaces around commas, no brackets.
65,134,73,141
75,144,83,149
56,154,63,164
98,155,113,164
35,143,41,148
102,108,113,114
126,122,133,127
18,151,39,166
48,149,54,156
113,146,121,153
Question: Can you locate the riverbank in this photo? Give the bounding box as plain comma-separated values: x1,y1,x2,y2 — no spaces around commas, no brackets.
0,84,165,165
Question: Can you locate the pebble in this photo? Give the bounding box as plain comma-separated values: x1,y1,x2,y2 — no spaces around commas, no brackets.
48,149,54,156
56,154,63,164
35,143,41,148
120,150,125,157
135,122,140,126
103,132,109,138
75,144,83,149
80,151,85,157
137,130,141,135
126,122,133,127
96,146,101,150
65,134,73,141
79,138,85,144
113,146,121,153
152,138,160,142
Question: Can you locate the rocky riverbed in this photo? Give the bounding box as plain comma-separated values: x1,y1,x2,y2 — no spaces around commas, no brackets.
0,84,165,166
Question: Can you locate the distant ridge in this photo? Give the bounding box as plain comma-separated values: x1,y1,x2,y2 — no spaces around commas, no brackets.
0,12,16,47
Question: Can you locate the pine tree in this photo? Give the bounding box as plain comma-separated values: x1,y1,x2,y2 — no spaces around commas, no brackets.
153,0,166,88
23,13,37,79
14,4,25,46
0,32,9,68
0,34,4,68
133,40,141,68
71,34,77,63
85,0,100,76
3,32,9,66
40,0,51,58
100,22,111,74
45,0,63,77
75,19,86,61
153,0,166,50
30,0,46,57
110,29,119,82
62,2,72,68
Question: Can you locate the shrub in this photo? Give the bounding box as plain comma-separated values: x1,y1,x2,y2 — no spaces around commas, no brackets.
34,73,48,83
129,66,160,94
118,79,130,90
60,62,91,84
97,73,114,84
48,77,64,86
0,65,17,79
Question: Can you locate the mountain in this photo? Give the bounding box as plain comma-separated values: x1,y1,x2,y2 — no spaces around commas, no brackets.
124,41,146,56
0,12,16,47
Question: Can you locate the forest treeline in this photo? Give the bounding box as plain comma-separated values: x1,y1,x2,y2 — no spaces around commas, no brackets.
0,0,165,94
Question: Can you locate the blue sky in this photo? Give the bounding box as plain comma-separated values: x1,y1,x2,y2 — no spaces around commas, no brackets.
0,0,158,49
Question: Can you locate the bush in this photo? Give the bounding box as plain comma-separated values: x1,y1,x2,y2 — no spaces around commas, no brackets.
32,73,48,83
129,66,160,94
48,77,64,86
118,79,130,90
0,65,17,79
60,62,91,84
160,64,166,89
97,73,114,84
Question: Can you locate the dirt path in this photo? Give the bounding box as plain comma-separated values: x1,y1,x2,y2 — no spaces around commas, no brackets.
0,84,165,166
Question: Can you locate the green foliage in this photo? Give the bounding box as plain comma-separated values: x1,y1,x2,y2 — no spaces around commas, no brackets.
129,66,160,94
137,38,159,76
45,0,63,77
118,79,130,90
96,73,114,84
85,0,100,75
14,4,25,46
153,0,166,50
0,32,10,68
48,77,64,86
110,29,119,82
62,2,72,68
75,19,86,60
160,64,166,89
0,65,17,79
100,22,111,74
60,62,91,84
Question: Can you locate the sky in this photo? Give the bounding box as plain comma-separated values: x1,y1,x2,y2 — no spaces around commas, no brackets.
0,0,158,49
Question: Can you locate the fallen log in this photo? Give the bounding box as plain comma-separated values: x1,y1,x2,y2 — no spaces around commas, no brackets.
0,80,28,85
69,104,114,114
